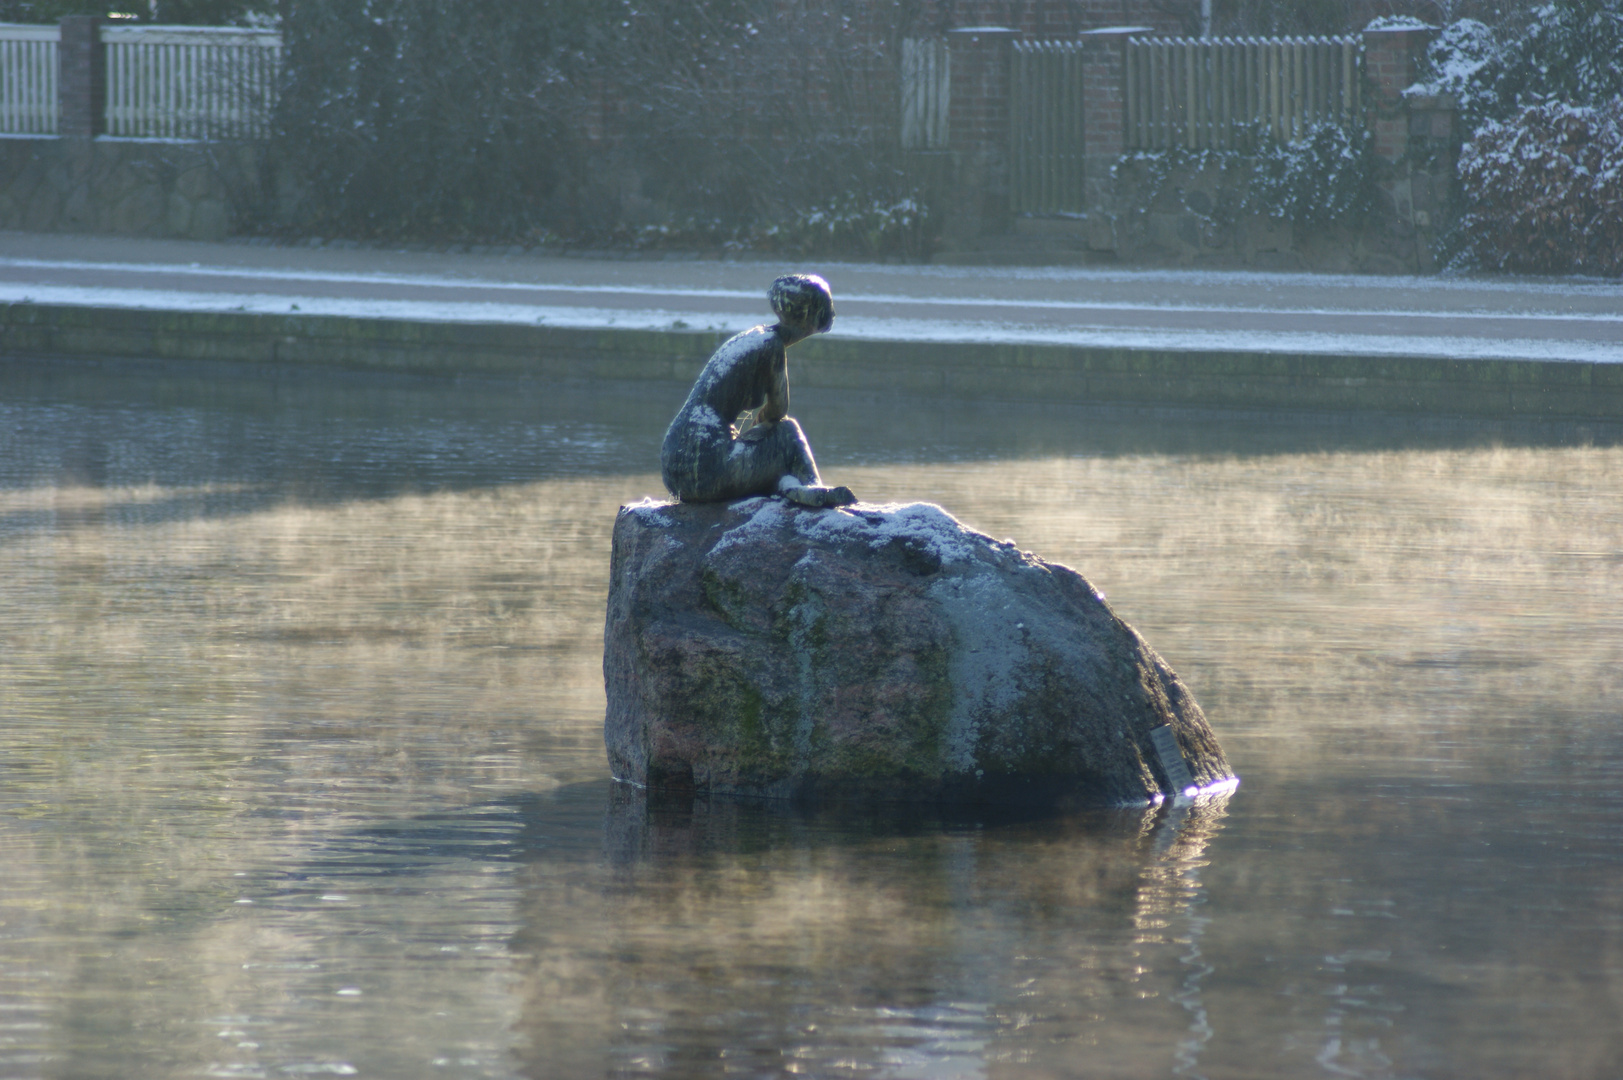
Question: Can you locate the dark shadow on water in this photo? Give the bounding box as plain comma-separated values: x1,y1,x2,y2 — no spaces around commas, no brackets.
4,353,1620,529
264,779,1222,879
598,781,1175,864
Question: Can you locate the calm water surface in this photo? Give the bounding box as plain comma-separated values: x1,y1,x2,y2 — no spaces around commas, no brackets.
2,358,1621,1080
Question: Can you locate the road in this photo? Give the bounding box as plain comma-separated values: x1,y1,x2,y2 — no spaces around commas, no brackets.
1,231,1618,363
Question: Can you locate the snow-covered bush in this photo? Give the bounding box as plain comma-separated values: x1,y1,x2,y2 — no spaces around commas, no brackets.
1447,99,1623,275
1418,0,1623,127
758,196,933,258
1410,18,1498,118
1416,0,1623,274
1249,122,1375,227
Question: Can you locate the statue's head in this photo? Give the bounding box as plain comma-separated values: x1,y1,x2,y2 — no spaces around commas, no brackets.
769,274,835,336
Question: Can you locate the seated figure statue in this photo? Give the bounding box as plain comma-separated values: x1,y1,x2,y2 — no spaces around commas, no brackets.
660,273,857,509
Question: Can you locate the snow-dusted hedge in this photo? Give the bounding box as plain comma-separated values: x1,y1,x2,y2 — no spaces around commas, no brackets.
626,196,933,258
268,0,917,251
1448,100,1623,275
1250,122,1374,227
1419,0,1623,127
1115,121,1373,231
1411,18,1499,121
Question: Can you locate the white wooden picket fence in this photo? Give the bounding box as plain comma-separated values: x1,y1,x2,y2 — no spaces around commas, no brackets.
0,22,280,139
1125,35,1362,150
104,25,280,139
0,24,57,135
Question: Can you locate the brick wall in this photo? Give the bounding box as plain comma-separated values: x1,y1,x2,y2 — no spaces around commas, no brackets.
1079,29,1133,160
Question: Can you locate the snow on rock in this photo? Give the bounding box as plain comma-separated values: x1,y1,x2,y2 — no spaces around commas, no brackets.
603,497,1233,807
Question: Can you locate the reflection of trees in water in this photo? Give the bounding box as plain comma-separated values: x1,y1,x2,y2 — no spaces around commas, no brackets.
512,788,1236,1078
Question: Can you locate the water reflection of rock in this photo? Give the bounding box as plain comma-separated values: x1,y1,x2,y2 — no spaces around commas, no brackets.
511,786,1234,1078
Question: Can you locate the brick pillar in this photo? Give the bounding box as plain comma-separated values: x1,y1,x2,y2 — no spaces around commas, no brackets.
59,16,106,139
1363,23,1436,161
944,26,1019,242
1363,22,1445,270
1079,26,1150,246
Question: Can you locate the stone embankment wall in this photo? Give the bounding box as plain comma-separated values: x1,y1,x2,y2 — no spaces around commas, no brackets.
5,302,1621,421
0,137,267,240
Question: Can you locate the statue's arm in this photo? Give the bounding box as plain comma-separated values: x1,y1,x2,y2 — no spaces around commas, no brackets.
758,344,789,423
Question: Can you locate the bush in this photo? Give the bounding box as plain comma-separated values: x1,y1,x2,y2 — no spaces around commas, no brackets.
1447,99,1623,275
755,196,933,259
1249,122,1374,227
1419,0,1623,127
270,0,594,241
1412,18,1499,122
623,195,934,259
267,0,924,255
1417,0,1623,275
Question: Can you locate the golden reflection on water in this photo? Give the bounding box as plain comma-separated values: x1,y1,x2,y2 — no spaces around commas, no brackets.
2,440,1622,1078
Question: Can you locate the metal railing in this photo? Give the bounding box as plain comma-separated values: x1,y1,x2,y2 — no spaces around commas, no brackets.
1010,40,1085,214
900,37,949,151
1125,35,1362,151
103,25,281,139
0,23,59,135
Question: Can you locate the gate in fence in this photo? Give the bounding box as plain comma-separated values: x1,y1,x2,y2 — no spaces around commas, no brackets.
1009,40,1086,215
0,21,280,139
900,37,950,151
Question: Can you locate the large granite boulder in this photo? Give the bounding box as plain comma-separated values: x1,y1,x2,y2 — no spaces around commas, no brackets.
603,497,1233,807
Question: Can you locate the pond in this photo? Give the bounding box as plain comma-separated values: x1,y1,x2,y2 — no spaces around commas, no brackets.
2,356,1621,1080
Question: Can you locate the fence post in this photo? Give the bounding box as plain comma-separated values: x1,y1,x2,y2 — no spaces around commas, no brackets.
1363,21,1446,269
58,15,105,138
944,26,1019,244
1078,27,1147,246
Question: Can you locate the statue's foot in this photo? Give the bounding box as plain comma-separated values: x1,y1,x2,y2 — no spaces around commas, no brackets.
782,484,857,509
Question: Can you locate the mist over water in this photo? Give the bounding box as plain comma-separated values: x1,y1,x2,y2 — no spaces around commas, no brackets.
2,357,1621,1080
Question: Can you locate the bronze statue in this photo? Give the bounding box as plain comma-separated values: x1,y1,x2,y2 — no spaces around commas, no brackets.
661,274,857,508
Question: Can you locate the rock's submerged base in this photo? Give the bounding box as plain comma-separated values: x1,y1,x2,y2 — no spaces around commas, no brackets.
603,497,1233,808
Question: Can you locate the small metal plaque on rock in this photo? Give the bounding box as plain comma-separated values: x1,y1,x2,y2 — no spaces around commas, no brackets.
1150,724,1194,797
